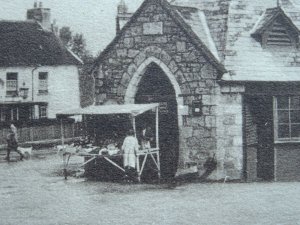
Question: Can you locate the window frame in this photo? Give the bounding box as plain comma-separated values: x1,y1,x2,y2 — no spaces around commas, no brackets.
39,105,48,119
38,72,48,94
274,96,300,143
6,72,18,96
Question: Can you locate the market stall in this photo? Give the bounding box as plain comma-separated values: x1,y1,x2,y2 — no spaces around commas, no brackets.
56,103,160,182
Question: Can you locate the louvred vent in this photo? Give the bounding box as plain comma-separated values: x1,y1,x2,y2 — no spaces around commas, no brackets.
267,19,293,46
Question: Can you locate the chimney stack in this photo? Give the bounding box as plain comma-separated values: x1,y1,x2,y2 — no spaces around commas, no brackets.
116,0,132,34
27,2,51,31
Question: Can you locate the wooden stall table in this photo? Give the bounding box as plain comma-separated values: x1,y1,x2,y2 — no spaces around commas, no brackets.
57,103,161,182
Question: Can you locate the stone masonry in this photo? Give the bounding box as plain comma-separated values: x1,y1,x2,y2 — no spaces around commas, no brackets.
93,0,244,180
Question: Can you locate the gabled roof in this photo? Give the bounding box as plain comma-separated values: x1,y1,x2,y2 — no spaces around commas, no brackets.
94,0,226,74
222,0,300,82
251,7,300,37
174,6,220,61
0,20,82,67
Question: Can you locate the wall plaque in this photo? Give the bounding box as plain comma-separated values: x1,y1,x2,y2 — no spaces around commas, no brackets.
143,22,163,35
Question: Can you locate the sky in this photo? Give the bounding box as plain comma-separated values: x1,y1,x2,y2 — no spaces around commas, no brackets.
2,0,299,56
1,0,144,56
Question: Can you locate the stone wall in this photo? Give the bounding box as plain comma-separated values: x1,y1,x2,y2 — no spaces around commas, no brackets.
214,84,244,180
94,0,221,174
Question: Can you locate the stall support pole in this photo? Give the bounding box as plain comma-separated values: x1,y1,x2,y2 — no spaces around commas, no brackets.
132,116,137,138
60,119,65,146
155,106,161,179
133,116,141,182
156,107,159,148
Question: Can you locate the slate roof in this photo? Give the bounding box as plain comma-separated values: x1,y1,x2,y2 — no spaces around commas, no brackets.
222,0,300,82
173,6,220,61
171,0,230,61
251,7,300,37
0,20,82,67
172,0,300,82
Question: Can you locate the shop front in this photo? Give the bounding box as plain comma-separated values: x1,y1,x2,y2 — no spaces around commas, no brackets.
244,82,300,181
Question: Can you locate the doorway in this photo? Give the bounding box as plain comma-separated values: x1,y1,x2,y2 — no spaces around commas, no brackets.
246,96,274,181
135,63,179,180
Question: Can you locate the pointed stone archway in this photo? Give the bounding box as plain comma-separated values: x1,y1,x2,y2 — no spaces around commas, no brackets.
121,50,187,179
123,56,185,125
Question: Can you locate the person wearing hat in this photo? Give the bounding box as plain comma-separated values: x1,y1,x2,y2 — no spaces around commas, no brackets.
5,124,24,161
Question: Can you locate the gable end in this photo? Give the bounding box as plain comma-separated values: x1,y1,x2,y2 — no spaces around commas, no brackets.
251,7,300,48
93,0,226,75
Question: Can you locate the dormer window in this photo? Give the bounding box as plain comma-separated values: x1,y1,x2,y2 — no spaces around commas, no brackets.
251,7,300,48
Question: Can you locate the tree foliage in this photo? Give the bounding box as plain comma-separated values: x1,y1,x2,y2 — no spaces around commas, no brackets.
59,26,95,107
59,26,92,62
59,26,72,47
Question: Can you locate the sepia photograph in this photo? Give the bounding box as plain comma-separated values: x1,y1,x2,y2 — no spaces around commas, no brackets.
1,0,300,224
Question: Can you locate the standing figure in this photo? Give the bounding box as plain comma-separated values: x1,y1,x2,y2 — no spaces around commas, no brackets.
122,129,139,180
5,124,24,161
141,125,154,149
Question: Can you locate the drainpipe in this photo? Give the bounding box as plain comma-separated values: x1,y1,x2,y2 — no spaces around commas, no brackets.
31,65,41,102
31,65,41,120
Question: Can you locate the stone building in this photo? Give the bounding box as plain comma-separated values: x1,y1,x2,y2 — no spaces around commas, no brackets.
91,0,300,181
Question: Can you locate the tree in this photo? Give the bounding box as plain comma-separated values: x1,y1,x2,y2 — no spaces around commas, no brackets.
70,33,87,60
59,26,72,47
59,27,90,62
59,26,95,107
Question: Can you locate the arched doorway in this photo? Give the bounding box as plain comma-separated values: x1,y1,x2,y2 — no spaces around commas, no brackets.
134,62,179,180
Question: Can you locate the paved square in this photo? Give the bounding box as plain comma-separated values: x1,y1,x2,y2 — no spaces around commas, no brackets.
1,153,300,225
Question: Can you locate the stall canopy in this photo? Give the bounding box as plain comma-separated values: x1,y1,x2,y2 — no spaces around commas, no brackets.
57,103,159,117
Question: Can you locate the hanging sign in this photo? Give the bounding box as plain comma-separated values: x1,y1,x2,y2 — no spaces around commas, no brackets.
159,102,168,113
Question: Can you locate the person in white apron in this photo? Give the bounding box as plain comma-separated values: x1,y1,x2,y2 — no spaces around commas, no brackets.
122,129,139,169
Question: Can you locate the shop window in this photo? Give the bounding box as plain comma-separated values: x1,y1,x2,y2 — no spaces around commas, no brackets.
38,72,48,94
1,107,19,121
274,96,300,141
39,105,48,118
6,73,18,96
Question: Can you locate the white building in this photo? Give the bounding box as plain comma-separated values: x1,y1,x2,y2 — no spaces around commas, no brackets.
0,4,81,123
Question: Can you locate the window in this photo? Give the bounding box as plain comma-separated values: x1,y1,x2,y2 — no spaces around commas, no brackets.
39,105,47,118
1,107,18,121
6,73,18,96
274,96,300,141
38,72,48,94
